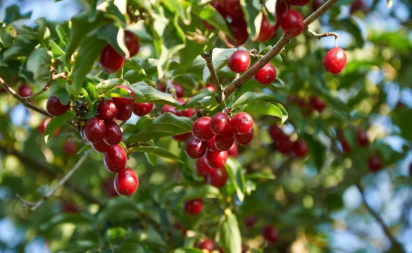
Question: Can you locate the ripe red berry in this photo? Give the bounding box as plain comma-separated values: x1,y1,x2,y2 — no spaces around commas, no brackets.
223,0,243,18
211,0,229,18
63,140,76,156
262,225,279,244
18,84,33,98
215,133,235,151
268,125,284,141
125,30,140,57
228,143,238,158
288,0,310,6
97,100,118,120
176,98,192,117
196,156,215,176
132,102,154,116
62,203,80,213
112,85,135,107
207,167,228,188
356,130,369,147
280,10,304,37
185,137,207,159
293,139,308,158
206,150,228,169
244,215,257,229
104,144,127,173
276,0,290,21
278,137,293,154
103,120,122,146
206,136,220,152
235,129,253,145
226,18,249,47
46,95,70,116
99,44,125,73
228,50,251,73
310,95,326,112
199,239,215,252
91,141,111,153
173,132,191,142
184,199,203,215
255,15,277,42
114,168,139,195
350,0,365,14
323,47,347,74
231,112,253,135
192,116,215,141
311,0,324,11
254,62,277,85
205,83,216,92
115,105,133,121
368,156,383,172
173,83,185,98
85,117,106,143
161,104,177,115
211,112,232,135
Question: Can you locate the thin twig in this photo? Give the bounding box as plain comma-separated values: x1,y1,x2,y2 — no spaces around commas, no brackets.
25,69,67,100
305,28,339,40
201,51,225,103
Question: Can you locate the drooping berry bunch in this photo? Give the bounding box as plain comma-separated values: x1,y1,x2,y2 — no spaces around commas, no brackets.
268,125,308,158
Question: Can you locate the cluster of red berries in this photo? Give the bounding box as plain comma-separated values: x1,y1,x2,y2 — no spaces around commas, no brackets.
268,125,308,158
288,94,327,116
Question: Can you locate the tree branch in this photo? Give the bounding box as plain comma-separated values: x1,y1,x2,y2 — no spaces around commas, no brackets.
305,28,339,40
201,51,225,103
24,69,67,100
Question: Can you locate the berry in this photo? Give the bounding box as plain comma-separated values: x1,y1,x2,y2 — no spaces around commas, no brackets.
18,84,33,98
356,130,369,147
99,44,125,73
91,141,111,153
114,168,139,195
215,134,235,151
226,18,249,47
176,98,192,117
293,139,308,158
38,118,60,136
323,47,347,74
228,143,238,158
231,112,253,135
192,116,215,141
310,95,326,112
254,62,277,85
255,15,277,42
223,0,243,18
205,83,216,92
228,50,251,73
132,102,154,116
173,132,191,141
207,167,228,188
235,129,253,145
111,85,135,107
350,0,365,14
211,0,229,18
97,100,118,120
205,150,228,169
104,145,127,173
340,138,352,153
196,156,215,176
63,140,76,156
268,125,284,141
46,95,70,116
211,112,232,135
288,0,310,6
161,104,177,115
368,156,382,172
103,178,118,197
125,30,140,57
173,83,185,98
311,0,324,11
244,215,257,229
103,120,122,146
62,203,80,213
184,199,203,215
85,117,106,143
115,105,133,121
199,239,215,252
276,0,290,21
278,137,293,154
280,10,304,37
262,225,279,244
206,136,220,152
185,137,207,159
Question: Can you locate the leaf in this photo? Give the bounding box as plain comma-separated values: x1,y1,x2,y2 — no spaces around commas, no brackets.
230,92,275,109
339,18,364,48
1,35,38,61
55,21,70,46
181,185,222,202
44,111,75,140
179,39,205,71
162,0,188,22
243,101,285,122
106,227,127,242
40,213,91,231
96,24,128,58
3,5,32,24
172,248,203,253
225,158,246,202
26,47,52,81
126,227,167,248
302,134,325,170
219,211,242,253
133,146,184,164
130,81,182,107
141,140,158,165
95,78,129,92
55,88,70,105
0,26,14,48
49,41,65,56
245,172,275,180
191,4,232,37
184,90,219,110
77,144,92,154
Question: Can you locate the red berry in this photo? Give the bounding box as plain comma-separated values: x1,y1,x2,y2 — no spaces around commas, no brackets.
176,99,192,117
112,85,135,107
18,84,33,98
46,95,70,116
255,15,277,42
340,138,352,153
231,112,253,135
226,18,249,47
99,44,125,73
276,0,290,21
368,156,382,172
205,83,217,92
173,132,191,141
235,129,253,145
228,50,251,73
211,112,232,135
215,133,235,151
254,62,277,85
97,100,118,120
85,117,106,143
91,141,111,153
223,0,244,18
202,20,216,30
103,120,122,146
278,137,293,154
207,167,228,188
62,203,79,213
262,225,279,244
310,95,326,112
196,156,215,176
38,118,60,136
184,199,203,215
103,178,118,197
157,81,167,92
205,150,228,169
293,139,308,158
173,83,185,98
115,105,133,121
228,143,238,158
114,168,139,195
185,137,207,159
63,140,76,156
244,215,257,229
125,30,140,57
199,239,215,252
161,104,177,115
323,47,347,74
206,136,220,152
132,102,154,116
280,10,304,37
192,116,215,141
211,0,229,18
350,0,365,14
356,130,369,147
104,145,127,173
288,0,310,6
268,125,284,141
311,0,324,11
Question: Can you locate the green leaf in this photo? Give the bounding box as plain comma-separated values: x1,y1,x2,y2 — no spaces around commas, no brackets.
230,92,275,109
181,185,222,202
245,172,275,180
130,81,182,107
106,227,127,242
126,227,167,248
49,41,65,56
0,26,14,48
303,134,325,170
95,24,128,58
172,248,203,253
95,78,129,92
225,158,246,202
243,101,284,121
3,5,32,24
219,211,242,253
179,40,205,71
162,0,188,22
40,213,91,231
184,90,219,110
55,88,70,105
133,146,184,164
26,47,51,81
44,111,75,139
339,18,364,48
106,85,132,99
76,144,92,154
191,4,232,37
141,140,158,165
1,35,38,61
55,21,70,46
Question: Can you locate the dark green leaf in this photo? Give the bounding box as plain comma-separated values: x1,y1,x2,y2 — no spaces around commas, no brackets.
45,111,75,139
181,185,222,202
230,92,275,109
26,47,51,81
133,146,184,164
225,158,246,202
130,81,182,107
219,211,242,253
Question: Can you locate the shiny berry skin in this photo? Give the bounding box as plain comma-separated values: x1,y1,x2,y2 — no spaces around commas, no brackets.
368,156,383,172
132,102,154,116
185,137,207,159
184,199,203,215
235,129,253,145
206,136,220,152
97,100,118,120
161,104,177,115
205,150,228,169
192,116,215,141
46,95,70,116
280,10,304,37
231,112,253,135
228,143,238,158
114,168,139,195
63,140,76,156
276,0,290,21
199,239,215,252
223,0,243,18
278,137,293,154
103,120,122,146
228,51,251,73
104,145,127,173
288,0,310,6
196,156,215,176
215,134,235,151
125,30,140,57
91,141,111,153
211,112,232,135
293,139,308,158
18,84,33,98
254,62,277,85
262,226,279,244
268,125,284,141
310,95,326,112
226,18,249,47
255,15,277,42
112,85,135,107
207,167,228,188
350,0,365,14
311,0,324,11
244,215,258,229
173,83,185,98
356,130,369,147
99,44,125,73
173,132,191,141
323,47,347,74
205,83,216,92
115,105,133,121
85,117,106,143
